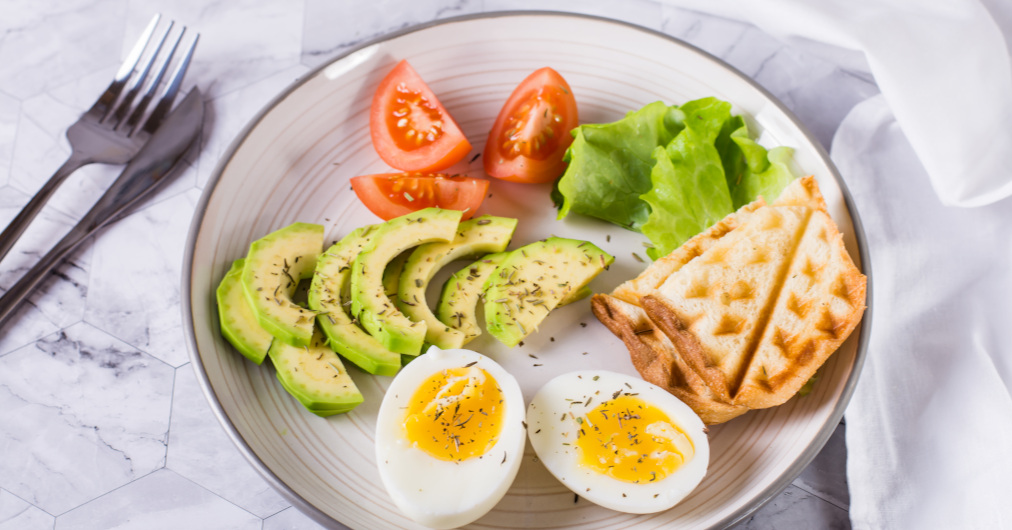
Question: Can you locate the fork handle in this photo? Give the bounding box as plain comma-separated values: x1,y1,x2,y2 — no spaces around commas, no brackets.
0,153,92,263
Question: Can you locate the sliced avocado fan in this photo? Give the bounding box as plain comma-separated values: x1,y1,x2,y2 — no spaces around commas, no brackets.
216,259,274,364
241,223,324,347
308,225,402,377
484,237,614,347
350,208,462,356
395,216,517,349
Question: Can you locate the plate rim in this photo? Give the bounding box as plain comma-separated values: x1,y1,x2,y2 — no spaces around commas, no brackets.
181,10,873,529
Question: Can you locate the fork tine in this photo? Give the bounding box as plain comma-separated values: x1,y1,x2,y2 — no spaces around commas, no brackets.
87,14,161,120
142,31,199,136
124,27,185,135
108,20,174,127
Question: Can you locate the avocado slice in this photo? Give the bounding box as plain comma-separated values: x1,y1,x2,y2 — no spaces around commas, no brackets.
484,237,614,347
241,222,324,347
269,327,363,416
382,250,411,297
435,252,509,346
216,259,274,364
350,207,463,356
308,225,402,377
394,216,517,349
560,285,592,306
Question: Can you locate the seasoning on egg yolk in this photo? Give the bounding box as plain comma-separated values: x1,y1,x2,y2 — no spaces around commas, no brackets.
575,395,695,483
403,366,505,461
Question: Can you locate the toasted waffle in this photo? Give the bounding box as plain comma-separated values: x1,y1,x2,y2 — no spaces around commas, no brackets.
642,205,812,402
610,199,766,305
592,176,866,423
732,209,866,408
592,294,750,424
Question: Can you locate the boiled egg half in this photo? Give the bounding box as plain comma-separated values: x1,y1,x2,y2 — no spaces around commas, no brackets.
527,370,709,514
375,347,526,529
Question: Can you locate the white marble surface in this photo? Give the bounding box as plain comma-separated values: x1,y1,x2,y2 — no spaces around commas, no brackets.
0,1,870,528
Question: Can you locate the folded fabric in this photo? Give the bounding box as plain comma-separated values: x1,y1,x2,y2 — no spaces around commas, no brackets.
833,94,1012,530
662,0,1012,207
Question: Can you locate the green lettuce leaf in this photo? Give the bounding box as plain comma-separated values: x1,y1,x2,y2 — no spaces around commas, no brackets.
555,101,683,230
728,125,797,208
553,97,797,259
640,98,736,260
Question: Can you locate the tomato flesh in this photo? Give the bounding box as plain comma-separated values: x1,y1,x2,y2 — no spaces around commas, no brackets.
351,173,489,221
484,67,578,183
371,60,472,172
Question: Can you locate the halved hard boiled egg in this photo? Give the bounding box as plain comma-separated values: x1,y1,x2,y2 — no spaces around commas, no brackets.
375,347,526,529
527,370,709,514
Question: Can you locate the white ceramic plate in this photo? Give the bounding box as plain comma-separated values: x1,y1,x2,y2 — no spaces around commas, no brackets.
184,12,870,530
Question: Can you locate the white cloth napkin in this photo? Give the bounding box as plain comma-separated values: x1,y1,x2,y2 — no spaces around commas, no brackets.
667,0,1012,208
833,95,1012,530
656,1,1012,528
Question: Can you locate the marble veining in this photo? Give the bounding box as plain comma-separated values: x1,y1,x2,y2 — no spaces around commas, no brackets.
0,322,173,515
84,188,200,367
0,1,857,528
0,207,90,357
0,489,54,530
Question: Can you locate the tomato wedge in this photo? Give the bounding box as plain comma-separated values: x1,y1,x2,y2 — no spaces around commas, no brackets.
370,60,472,172
483,67,578,184
350,173,489,221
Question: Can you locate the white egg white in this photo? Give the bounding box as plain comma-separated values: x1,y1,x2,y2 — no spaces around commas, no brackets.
526,370,709,514
375,346,526,529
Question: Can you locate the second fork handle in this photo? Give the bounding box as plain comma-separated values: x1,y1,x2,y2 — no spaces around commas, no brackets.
0,154,92,263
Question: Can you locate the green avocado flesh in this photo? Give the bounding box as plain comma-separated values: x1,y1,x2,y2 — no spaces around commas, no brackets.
436,252,509,346
484,237,614,347
350,208,463,356
269,328,363,416
395,216,517,349
216,259,274,364
241,222,324,347
382,250,411,297
560,285,592,306
307,225,402,377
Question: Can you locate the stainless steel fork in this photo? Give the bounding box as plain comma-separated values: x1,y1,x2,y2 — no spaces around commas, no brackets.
0,14,198,262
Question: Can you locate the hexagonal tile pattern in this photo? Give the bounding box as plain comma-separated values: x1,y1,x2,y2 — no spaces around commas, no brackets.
167,363,290,518
0,489,54,530
83,188,201,367
55,469,261,529
0,322,173,515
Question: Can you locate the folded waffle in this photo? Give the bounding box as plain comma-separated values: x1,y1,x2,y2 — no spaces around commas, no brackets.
592,176,866,423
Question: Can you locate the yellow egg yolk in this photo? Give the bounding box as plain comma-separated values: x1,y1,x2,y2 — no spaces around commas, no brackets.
576,395,694,483
403,366,504,461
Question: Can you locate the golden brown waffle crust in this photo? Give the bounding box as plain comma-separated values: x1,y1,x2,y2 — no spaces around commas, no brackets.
594,176,867,424
591,294,750,424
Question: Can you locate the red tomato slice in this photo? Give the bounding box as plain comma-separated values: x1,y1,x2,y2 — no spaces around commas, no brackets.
483,67,578,184
350,173,489,221
370,60,472,172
